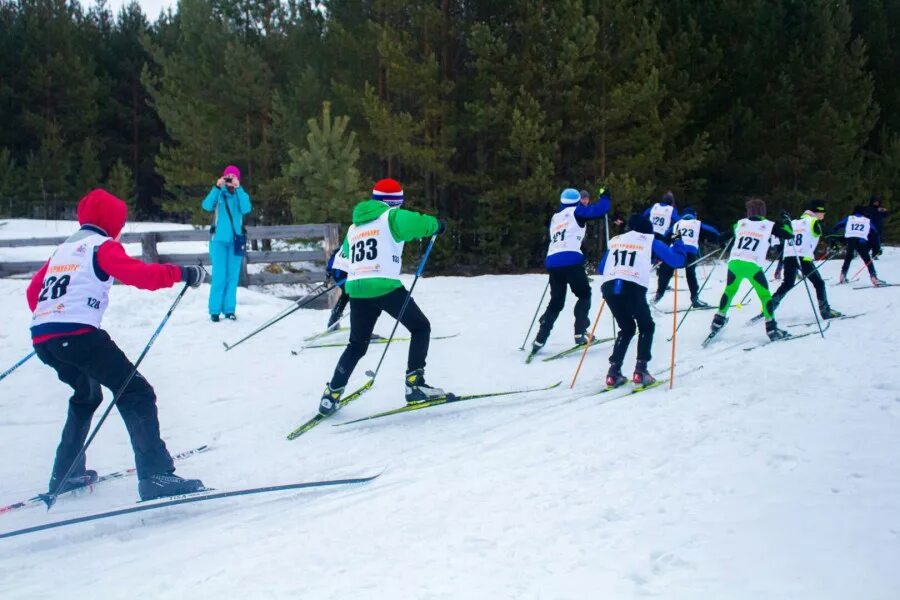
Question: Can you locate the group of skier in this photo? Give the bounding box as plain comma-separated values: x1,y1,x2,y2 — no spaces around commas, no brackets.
18,178,890,504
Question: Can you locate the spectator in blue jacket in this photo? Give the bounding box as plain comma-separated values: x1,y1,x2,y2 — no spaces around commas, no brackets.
530,186,611,356
202,165,252,322
652,207,721,307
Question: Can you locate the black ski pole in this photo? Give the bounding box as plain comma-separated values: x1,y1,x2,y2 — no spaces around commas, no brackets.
519,280,549,350
364,235,438,381
667,239,734,341
0,351,35,384
768,250,838,307
42,284,191,510
801,267,826,338
223,280,345,351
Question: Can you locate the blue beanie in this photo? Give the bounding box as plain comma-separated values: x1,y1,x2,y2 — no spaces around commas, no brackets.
560,188,580,205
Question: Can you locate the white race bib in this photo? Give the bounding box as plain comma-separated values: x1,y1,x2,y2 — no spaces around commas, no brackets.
649,204,674,235
31,230,113,329
783,217,815,259
346,210,405,282
546,207,587,257
729,218,775,266
602,231,654,288
845,215,871,240
673,219,702,250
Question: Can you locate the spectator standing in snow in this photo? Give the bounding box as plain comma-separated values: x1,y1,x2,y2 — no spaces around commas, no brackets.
202,165,252,322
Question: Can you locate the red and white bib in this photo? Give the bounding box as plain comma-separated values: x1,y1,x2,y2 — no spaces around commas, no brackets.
31,230,113,329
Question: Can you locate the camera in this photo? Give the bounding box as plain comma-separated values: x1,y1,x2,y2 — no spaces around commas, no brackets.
224,176,234,184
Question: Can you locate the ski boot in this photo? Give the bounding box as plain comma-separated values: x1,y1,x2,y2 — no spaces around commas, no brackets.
837,272,848,285
574,332,595,346
224,313,237,321
526,339,545,363
765,319,790,341
703,313,728,346
632,360,656,387
871,276,888,287
819,301,843,319
318,383,344,416
210,314,221,322
48,469,99,495
138,473,206,501
650,293,664,306
605,363,627,389
405,369,450,406
691,297,711,309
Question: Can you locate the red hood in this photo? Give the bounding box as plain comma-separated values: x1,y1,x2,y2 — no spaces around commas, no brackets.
77,189,128,238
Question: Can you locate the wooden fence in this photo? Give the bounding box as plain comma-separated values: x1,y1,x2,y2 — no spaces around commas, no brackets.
0,224,340,303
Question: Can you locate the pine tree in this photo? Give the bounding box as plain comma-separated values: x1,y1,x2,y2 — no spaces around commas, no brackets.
106,158,136,213
283,102,365,224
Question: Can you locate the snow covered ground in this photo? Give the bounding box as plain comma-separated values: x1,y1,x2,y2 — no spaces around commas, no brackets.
1,219,899,599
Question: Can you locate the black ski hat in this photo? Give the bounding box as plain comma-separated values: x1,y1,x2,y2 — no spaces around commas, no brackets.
806,199,826,213
628,213,654,234
853,205,865,214
682,206,697,217
869,195,882,207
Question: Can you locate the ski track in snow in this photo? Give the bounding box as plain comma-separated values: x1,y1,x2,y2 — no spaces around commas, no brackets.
1,219,899,599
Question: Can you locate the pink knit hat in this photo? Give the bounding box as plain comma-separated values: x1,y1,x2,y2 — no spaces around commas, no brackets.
223,165,241,179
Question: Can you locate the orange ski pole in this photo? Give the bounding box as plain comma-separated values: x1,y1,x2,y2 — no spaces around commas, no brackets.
570,299,606,389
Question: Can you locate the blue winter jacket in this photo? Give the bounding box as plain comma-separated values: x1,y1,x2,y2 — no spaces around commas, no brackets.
544,193,612,269
202,186,252,243
597,239,687,294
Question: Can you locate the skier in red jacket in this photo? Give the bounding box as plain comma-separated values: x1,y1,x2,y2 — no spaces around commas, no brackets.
27,189,207,501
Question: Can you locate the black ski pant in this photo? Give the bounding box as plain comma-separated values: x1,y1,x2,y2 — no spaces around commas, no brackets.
535,264,591,344
655,262,700,300
772,257,828,308
841,239,877,277
601,279,655,366
330,287,430,389
34,330,174,485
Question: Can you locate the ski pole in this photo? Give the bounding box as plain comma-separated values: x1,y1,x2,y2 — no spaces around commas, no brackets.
364,235,438,381
850,257,874,282
569,299,606,389
0,351,36,384
43,284,191,510
669,269,678,390
801,269,826,339
223,280,344,351
519,280,550,350
667,239,733,341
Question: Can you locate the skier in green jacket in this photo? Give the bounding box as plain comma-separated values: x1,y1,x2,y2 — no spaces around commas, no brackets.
318,178,448,416
706,197,794,343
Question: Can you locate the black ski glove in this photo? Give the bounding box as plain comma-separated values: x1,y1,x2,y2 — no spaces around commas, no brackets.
435,219,447,235
181,265,207,288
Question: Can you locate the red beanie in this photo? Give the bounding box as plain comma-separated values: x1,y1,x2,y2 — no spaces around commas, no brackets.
372,178,404,207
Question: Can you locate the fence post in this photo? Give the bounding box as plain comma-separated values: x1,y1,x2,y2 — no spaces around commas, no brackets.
322,223,341,309
140,233,160,263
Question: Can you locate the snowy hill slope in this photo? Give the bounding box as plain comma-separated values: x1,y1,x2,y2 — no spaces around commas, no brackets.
1,222,899,599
